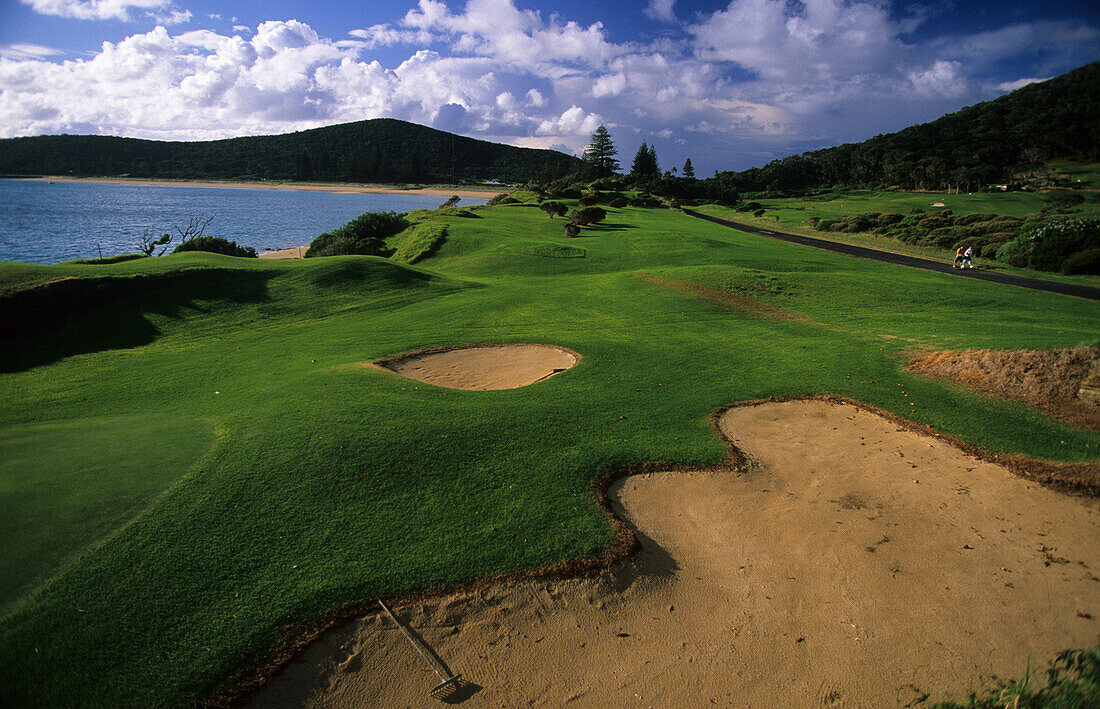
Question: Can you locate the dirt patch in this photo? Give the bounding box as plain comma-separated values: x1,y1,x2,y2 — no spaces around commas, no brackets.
245,399,1100,708
908,346,1100,431
258,247,306,260
371,345,580,390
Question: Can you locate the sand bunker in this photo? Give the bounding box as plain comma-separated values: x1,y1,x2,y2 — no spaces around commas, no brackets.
248,400,1099,707
373,345,579,390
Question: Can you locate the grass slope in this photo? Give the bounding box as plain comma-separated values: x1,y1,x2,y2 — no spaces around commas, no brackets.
0,204,1097,707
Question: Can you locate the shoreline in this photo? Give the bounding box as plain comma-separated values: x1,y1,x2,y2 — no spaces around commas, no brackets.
15,176,502,200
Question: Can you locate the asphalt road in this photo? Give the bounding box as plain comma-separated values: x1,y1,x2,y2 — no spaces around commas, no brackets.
683,209,1100,301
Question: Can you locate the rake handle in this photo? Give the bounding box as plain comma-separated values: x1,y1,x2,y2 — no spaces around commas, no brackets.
377,598,449,683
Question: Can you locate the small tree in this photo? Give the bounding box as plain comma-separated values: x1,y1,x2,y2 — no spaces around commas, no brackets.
568,206,607,227
682,158,695,179
582,125,619,178
539,201,567,219
138,229,172,256
438,195,461,210
562,223,580,238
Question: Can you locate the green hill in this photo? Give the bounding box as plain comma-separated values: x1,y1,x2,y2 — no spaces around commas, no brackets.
0,118,580,184
706,62,1100,193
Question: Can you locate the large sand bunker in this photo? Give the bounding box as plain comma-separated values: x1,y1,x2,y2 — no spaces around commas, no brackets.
249,400,1099,707
373,345,579,390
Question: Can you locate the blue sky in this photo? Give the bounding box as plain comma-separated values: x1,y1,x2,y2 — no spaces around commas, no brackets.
0,1,1097,174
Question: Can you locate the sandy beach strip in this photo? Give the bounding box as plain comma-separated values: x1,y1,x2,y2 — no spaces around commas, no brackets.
19,176,500,200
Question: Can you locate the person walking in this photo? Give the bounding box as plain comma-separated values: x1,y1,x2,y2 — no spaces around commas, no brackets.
953,245,966,268
962,245,974,269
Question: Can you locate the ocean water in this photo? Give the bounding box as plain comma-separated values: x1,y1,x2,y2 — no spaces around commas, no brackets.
0,179,487,265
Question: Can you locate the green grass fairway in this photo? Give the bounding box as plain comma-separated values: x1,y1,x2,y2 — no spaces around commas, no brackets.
0,203,1098,707
0,414,213,609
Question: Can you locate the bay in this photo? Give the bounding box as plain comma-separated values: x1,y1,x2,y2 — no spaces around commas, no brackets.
0,179,487,265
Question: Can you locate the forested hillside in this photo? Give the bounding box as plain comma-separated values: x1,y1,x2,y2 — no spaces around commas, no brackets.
0,118,579,184
705,62,1100,193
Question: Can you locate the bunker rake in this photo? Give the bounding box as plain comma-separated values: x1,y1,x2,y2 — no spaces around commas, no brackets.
378,598,463,701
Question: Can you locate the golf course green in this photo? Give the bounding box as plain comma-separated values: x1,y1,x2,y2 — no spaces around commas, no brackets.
1,199,1097,707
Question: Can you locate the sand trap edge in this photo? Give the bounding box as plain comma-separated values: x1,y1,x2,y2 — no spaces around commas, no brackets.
365,343,582,390
205,393,1099,708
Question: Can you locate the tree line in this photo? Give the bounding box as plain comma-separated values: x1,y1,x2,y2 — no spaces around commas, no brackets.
0,118,579,184
703,61,1099,194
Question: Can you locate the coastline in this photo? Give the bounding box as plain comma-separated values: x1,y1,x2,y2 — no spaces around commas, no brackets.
17,176,502,200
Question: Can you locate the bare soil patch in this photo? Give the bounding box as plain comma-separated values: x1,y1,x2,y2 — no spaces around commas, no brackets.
371,345,579,390
258,247,306,260
247,400,1100,708
908,346,1100,431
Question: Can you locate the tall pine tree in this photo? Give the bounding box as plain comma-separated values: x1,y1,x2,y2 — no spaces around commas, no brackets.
583,125,619,177
631,141,660,180
682,158,695,179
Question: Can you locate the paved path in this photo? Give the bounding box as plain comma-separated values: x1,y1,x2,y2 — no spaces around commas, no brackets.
683,209,1100,301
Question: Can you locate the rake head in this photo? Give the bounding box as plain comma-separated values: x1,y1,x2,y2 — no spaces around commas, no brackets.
430,673,463,701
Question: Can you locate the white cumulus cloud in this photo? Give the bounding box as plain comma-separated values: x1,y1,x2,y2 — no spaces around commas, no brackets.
21,0,190,23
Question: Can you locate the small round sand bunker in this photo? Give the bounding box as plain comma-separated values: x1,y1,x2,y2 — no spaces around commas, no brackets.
373,344,579,390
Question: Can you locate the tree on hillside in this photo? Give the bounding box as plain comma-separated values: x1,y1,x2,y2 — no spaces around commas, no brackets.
583,125,619,177
630,142,660,180
682,158,695,179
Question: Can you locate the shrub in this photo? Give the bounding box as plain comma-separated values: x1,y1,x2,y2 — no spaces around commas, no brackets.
305,211,407,258
630,195,662,208
578,192,598,207
486,193,516,205
753,209,765,217
954,213,998,227
1062,248,1100,275
736,201,763,213
437,195,461,210
568,206,608,227
539,201,568,219
876,213,904,228
815,219,837,231
807,217,821,228
980,241,1007,258
1023,217,1100,272
588,177,625,191
562,223,580,238
609,198,628,208
924,227,960,248
995,238,1029,267
172,236,257,258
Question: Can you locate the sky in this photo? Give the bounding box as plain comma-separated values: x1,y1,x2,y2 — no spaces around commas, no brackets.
0,1,1097,175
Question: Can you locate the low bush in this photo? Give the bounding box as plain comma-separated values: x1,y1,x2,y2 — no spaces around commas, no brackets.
1062,248,1100,275
1023,217,1100,272
753,209,765,217
562,223,580,238
172,237,256,258
568,206,608,227
630,195,662,208
609,198,628,208
736,201,763,213
305,211,407,258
